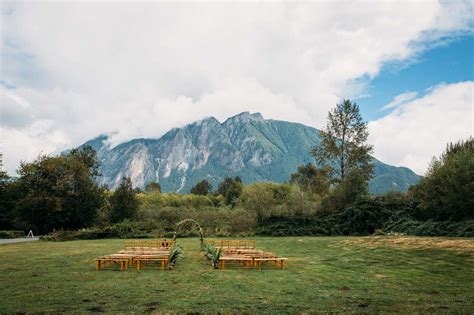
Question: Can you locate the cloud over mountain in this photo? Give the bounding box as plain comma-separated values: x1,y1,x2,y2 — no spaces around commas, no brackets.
369,81,473,174
1,1,472,174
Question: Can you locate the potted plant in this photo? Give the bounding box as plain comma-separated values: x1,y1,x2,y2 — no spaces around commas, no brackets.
204,243,222,269
167,244,183,270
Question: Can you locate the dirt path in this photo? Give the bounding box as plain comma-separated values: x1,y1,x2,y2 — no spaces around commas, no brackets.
0,237,39,244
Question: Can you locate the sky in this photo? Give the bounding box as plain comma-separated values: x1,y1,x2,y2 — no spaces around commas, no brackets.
1,1,473,176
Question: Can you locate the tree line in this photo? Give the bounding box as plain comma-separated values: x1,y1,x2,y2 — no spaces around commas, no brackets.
0,100,472,238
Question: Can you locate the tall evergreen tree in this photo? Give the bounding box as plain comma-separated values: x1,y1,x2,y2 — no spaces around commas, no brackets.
190,180,212,195
311,99,374,182
109,177,139,223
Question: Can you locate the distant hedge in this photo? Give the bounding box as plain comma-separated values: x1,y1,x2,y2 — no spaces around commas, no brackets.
0,230,24,239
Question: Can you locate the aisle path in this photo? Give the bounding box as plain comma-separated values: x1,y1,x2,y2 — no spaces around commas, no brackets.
0,237,39,244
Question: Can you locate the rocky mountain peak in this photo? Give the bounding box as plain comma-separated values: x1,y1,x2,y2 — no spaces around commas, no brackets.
79,113,421,194
192,116,220,126
224,112,265,124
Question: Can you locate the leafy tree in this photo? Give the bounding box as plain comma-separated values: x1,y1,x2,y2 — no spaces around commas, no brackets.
217,176,241,196
225,180,243,207
14,149,106,234
190,180,212,195
217,177,243,207
145,182,161,193
68,145,101,177
109,177,140,223
410,138,474,221
311,99,374,182
321,169,369,212
290,163,330,195
0,171,19,230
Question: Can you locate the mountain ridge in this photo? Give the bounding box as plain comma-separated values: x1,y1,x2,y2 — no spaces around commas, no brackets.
80,112,420,194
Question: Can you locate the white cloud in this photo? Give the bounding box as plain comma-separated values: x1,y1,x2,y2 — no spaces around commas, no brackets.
380,91,418,111
1,1,473,174
369,82,473,175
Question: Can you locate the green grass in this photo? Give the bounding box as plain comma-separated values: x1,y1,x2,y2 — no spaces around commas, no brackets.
0,237,473,313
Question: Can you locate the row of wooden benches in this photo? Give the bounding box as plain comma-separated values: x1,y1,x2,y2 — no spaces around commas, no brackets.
123,240,175,249
96,240,175,271
96,252,170,271
206,240,287,270
206,239,256,249
219,256,287,269
96,240,288,271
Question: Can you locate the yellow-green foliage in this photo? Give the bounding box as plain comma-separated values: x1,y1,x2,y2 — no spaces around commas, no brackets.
135,183,320,237
139,192,220,209
237,183,319,220
137,192,254,236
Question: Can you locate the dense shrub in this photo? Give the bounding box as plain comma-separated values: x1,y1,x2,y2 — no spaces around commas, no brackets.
290,163,330,195
237,183,318,223
41,220,154,241
0,230,24,238
321,169,369,212
410,139,474,221
140,192,216,209
190,180,212,195
385,218,474,237
144,182,161,193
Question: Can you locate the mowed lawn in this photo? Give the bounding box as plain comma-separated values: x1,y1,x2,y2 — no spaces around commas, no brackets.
0,237,473,313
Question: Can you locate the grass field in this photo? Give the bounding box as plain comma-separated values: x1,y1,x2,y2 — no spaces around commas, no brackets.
1,236,473,313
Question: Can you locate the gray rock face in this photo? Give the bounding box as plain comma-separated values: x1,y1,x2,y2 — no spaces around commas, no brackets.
81,112,420,193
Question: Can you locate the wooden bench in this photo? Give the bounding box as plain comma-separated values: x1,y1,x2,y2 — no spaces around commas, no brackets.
95,256,130,271
119,249,170,256
134,254,170,271
124,239,175,250
219,256,253,270
254,257,287,269
207,239,256,250
223,249,266,255
226,251,276,267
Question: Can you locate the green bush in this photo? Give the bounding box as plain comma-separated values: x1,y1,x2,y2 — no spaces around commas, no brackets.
410,138,474,221
140,192,215,209
0,230,24,238
41,220,154,241
384,218,474,237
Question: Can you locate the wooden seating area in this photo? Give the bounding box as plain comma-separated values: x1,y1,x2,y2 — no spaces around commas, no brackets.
206,239,256,249
95,239,287,272
95,239,173,271
124,239,175,250
206,239,287,270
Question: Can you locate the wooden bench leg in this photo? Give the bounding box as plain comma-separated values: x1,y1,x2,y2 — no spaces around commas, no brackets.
137,260,141,272
220,260,224,270
95,260,100,271
281,260,285,269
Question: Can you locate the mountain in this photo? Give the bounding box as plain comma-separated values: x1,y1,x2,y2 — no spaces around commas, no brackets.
81,112,420,194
